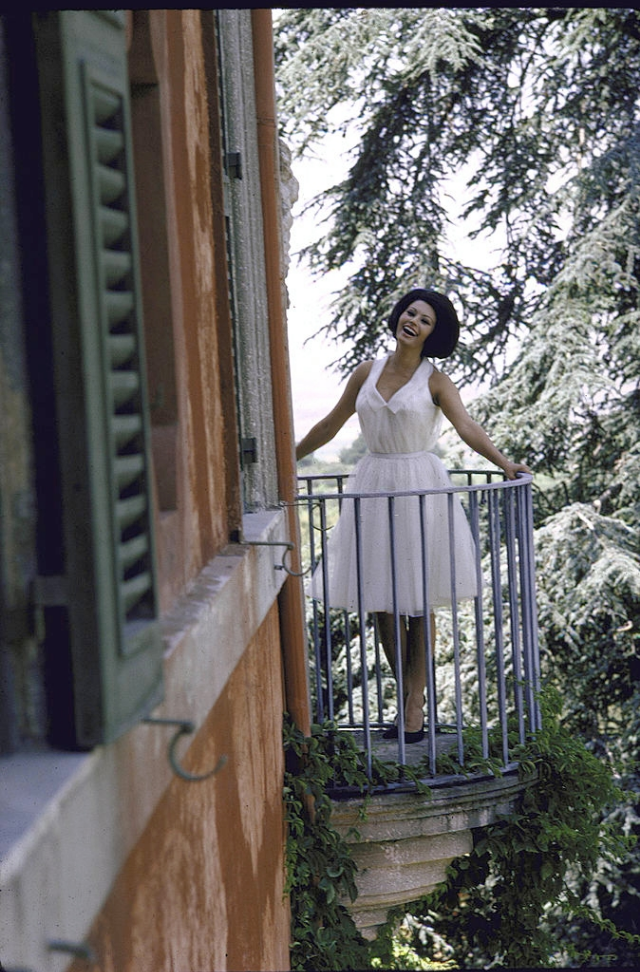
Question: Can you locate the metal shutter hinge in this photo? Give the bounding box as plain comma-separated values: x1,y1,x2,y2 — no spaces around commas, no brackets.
241,436,258,465
226,151,242,179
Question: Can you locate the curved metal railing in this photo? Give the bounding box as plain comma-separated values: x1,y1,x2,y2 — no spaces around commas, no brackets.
295,470,541,790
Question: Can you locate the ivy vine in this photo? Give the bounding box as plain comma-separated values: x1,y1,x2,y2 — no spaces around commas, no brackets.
283,717,434,970
283,689,638,970
405,690,639,968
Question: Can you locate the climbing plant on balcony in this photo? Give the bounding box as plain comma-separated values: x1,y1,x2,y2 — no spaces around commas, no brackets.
283,716,369,971
283,691,637,969
283,716,440,971
375,689,638,968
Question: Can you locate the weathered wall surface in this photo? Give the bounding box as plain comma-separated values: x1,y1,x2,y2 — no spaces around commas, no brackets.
143,10,230,610
1,510,292,972
69,604,289,972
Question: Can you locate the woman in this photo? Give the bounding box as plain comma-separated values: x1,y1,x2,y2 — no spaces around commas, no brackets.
296,288,531,742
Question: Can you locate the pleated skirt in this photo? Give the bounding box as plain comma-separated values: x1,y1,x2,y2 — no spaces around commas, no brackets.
307,451,479,615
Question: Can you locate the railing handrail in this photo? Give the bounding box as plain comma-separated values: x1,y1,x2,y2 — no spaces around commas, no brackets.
297,467,513,480
295,471,533,501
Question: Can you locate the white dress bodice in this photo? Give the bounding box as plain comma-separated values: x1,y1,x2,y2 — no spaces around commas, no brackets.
355,355,444,454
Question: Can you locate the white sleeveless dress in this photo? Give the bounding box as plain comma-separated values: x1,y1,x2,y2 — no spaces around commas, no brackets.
308,354,478,614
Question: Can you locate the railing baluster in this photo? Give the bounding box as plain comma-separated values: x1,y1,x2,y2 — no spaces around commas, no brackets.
354,496,372,776
489,489,509,767
517,482,542,731
505,486,525,746
344,610,355,725
309,491,323,723
469,489,489,760
528,490,542,732
420,494,437,775
373,615,385,726
447,492,464,767
388,494,406,764
319,498,334,722
525,484,542,731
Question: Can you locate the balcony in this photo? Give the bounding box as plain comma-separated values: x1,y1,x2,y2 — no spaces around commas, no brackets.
295,469,541,936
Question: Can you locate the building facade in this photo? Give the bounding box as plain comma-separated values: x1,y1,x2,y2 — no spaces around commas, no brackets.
0,10,307,971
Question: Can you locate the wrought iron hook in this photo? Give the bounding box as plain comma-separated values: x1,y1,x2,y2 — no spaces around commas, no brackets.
280,541,311,577
48,940,97,962
242,539,309,577
144,718,228,782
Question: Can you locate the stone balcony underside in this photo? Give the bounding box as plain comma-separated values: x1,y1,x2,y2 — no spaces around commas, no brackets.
331,768,536,938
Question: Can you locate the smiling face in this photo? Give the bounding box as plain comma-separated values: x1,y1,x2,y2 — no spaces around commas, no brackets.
395,299,437,350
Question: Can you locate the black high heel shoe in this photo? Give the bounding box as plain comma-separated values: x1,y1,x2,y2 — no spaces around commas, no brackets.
404,724,425,744
382,720,425,743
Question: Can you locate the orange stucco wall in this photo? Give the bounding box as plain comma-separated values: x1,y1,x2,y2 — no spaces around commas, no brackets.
141,10,231,611
71,602,290,972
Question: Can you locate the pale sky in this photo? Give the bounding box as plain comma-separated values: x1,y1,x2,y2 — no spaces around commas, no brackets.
286,141,363,460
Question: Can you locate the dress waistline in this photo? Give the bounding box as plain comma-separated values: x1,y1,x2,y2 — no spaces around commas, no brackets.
368,450,430,459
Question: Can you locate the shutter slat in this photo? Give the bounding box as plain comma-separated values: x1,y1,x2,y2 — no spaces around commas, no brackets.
105,290,134,326
109,334,135,367
110,370,140,408
100,206,128,247
91,86,120,125
112,414,142,448
119,534,149,571
97,163,126,205
115,453,144,488
121,572,152,613
95,126,124,164
102,250,132,286
116,494,147,530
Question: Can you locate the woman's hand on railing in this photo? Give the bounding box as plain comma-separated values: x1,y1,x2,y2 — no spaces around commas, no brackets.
502,461,533,480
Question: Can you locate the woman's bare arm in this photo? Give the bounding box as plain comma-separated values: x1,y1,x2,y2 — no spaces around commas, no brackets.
296,361,372,461
430,370,532,480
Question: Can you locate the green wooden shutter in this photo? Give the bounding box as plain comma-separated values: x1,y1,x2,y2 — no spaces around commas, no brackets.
34,10,163,746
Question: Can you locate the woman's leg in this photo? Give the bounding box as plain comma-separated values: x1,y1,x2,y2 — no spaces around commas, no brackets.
377,612,436,734
405,613,436,732
376,612,407,735
376,611,407,682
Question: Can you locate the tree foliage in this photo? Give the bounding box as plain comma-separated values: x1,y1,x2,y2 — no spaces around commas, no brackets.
276,7,640,963
276,7,640,381
406,689,639,969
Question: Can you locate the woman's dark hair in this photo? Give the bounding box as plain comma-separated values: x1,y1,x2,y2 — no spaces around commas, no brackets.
388,288,460,358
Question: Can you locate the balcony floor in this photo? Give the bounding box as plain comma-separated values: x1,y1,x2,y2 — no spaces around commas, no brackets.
343,726,459,770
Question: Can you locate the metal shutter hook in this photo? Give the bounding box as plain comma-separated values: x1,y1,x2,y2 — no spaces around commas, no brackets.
144,718,227,782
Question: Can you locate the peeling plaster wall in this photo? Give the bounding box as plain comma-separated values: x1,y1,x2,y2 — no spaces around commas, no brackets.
152,10,229,593
69,604,288,972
